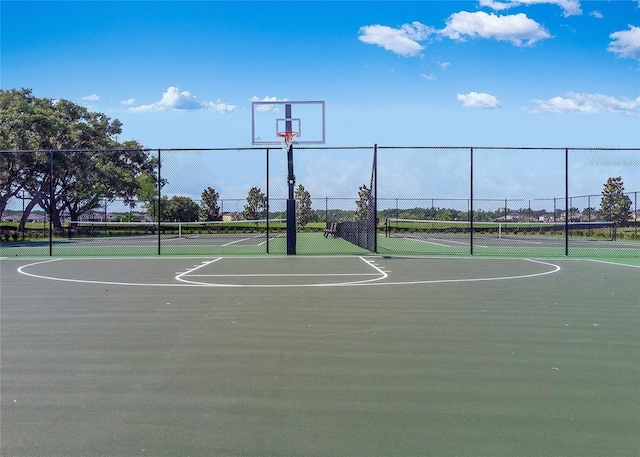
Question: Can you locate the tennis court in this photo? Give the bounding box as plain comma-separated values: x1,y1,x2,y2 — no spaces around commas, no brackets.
2,255,638,456
2,223,639,258
381,219,640,258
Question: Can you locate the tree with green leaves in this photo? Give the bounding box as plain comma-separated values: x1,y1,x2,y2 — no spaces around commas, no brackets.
0,88,154,228
242,187,266,220
165,196,200,222
600,176,631,239
436,208,453,221
136,172,161,221
199,187,221,221
355,184,370,220
294,184,315,226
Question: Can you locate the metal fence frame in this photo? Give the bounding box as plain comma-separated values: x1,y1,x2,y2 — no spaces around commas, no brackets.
1,146,638,257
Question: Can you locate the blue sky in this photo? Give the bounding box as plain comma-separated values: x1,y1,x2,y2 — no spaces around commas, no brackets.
2,0,639,203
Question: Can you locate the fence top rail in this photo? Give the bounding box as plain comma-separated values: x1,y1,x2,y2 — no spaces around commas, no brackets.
2,146,639,153
377,146,640,151
0,148,155,154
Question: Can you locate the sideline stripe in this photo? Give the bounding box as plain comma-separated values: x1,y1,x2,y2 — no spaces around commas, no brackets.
402,236,489,248
584,259,640,269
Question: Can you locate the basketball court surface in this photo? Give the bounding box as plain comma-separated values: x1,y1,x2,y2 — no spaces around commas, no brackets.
2,255,638,456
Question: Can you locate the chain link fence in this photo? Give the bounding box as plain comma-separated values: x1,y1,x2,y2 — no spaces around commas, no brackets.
1,146,638,257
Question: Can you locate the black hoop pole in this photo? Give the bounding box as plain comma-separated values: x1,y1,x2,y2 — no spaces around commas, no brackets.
285,103,296,255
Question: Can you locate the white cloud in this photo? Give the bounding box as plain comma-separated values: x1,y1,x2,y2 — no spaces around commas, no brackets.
250,96,288,112
589,10,603,19
420,73,436,80
526,92,640,115
440,11,551,46
457,92,502,108
129,87,236,112
120,98,135,106
438,61,451,69
205,100,237,113
478,0,512,11
81,94,100,101
608,25,640,60
359,11,550,58
479,0,582,17
358,22,435,57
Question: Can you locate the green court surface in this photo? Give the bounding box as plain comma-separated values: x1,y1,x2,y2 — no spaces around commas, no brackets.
0,232,370,257
1,256,638,456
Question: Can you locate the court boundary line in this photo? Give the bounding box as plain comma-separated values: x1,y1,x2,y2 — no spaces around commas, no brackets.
374,259,560,286
584,259,640,269
12,256,563,288
174,256,388,287
397,235,489,248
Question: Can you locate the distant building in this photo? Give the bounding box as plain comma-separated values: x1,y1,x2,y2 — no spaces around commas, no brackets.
222,213,239,222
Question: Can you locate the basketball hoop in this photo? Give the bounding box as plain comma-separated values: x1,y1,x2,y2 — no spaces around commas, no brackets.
277,131,298,152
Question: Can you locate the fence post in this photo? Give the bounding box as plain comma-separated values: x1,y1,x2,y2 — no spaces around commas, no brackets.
266,148,270,254
565,148,569,256
325,197,328,224
635,191,638,240
470,147,474,256
157,149,161,255
49,149,54,256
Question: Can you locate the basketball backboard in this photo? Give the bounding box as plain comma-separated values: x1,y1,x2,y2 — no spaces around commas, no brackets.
251,100,325,145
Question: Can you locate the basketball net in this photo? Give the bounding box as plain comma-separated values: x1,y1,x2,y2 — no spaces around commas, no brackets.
278,131,298,152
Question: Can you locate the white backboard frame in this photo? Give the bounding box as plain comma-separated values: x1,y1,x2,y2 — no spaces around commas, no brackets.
251,100,326,145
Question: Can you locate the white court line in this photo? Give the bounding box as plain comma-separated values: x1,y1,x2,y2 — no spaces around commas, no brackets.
257,234,284,247
375,259,560,286
175,256,388,287
402,236,453,248
499,237,544,245
222,237,253,246
186,273,381,277
584,259,640,269
15,257,560,288
426,237,471,246
403,236,488,248
427,237,489,248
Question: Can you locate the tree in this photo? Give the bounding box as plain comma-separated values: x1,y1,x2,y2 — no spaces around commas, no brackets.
0,151,27,216
355,184,370,220
583,207,597,221
136,172,161,221
568,207,581,222
199,187,220,221
436,209,453,221
165,196,199,222
1,89,155,228
295,184,315,226
600,176,632,237
242,187,266,220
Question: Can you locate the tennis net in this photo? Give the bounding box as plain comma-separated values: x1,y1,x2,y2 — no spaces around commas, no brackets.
66,219,285,238
385,218,617,240
336,146,377,252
